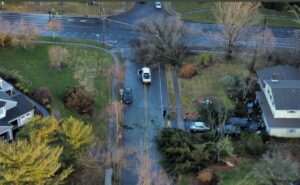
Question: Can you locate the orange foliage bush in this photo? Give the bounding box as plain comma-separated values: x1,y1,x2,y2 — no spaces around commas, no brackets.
179,64,197,79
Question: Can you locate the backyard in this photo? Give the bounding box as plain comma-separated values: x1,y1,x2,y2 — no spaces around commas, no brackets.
170,2,300,28
0,44,113,141
178,56,250,113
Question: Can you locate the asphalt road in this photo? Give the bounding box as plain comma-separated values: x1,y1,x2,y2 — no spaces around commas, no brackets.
0,2,299,184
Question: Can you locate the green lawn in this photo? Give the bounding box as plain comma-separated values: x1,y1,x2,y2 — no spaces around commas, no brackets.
172,2,300,28
2,2,134,17
178,57,249,112
0,44,113,141
218,162,261,185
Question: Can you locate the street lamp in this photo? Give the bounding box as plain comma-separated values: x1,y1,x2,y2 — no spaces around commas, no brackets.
119,88,124,103
96,33,100,42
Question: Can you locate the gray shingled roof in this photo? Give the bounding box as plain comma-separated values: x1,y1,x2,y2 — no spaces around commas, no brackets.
0,101,5,108
257,65,300,88
0,91,15,102
0,94,33,122
256,91,300,128
264,80,300,110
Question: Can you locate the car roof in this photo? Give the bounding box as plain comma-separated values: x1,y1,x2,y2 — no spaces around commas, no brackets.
125,88,132,92
229,117,248,125
192,122,206,126
142,67,150,73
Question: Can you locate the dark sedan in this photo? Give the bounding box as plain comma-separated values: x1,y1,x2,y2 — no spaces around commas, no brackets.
122,88,132,104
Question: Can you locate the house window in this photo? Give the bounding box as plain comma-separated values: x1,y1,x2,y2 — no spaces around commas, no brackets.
288,110,296,113
287,128,296,133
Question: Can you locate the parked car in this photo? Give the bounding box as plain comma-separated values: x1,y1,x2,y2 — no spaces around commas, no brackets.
154,2,162,9
228,117,249,128
122,88,132,104
222,125,241,136
138,67,151,84
189,122,210,132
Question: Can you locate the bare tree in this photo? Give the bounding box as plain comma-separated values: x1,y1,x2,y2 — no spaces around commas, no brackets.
135,151,173,185
105,100,124,144
0,19,12,47
214,2,260,59
13,19,39,49
45,19,62,39
253,150,300,185
133,15,194,67
48,46,70,70
247,28,277,72
238,76,256,101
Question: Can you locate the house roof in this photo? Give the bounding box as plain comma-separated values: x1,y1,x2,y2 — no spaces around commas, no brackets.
0,120,12,135
0,93,33,122
0,101,5,108
257,65,300,88
256,91,300,128
0,91,15,103
265,80,300,110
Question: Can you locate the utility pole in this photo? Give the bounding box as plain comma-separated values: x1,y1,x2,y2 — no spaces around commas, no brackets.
262,15,267,46
99,0,106,44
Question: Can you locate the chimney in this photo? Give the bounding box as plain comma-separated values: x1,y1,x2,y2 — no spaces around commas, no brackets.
271,72,279,82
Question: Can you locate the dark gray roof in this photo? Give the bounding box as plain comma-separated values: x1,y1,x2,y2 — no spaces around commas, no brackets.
0,94,33,122
257,65,300,88
0,91,15,102
0,120,12,135
0,101,5,108
256,91,300,128
265,80,300,110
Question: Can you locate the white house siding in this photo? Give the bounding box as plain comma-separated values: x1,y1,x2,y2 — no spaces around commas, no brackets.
263,84,277,116
269,127,300,138
18,110,34,127
274,110,300,119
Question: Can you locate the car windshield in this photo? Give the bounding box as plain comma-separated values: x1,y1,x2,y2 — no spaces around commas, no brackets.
143,73,150,79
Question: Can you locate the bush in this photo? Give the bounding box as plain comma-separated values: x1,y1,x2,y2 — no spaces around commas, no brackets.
179,64,197,79
64,87,94,116
0,34,12,47
48,46,70,70
198,53,213,67
221,74,236,88
234,133,268,157
34,87,53,105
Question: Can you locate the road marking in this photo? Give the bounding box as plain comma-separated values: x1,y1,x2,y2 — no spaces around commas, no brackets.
158,64,165,126
79,20,86,23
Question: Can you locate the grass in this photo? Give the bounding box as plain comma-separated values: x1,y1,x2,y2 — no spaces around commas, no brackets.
2,2,134,17
218,161,261,185
172,2,300,28
178,56,249,112
165,66,177,120
0,44,113,142
177,174,194,185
